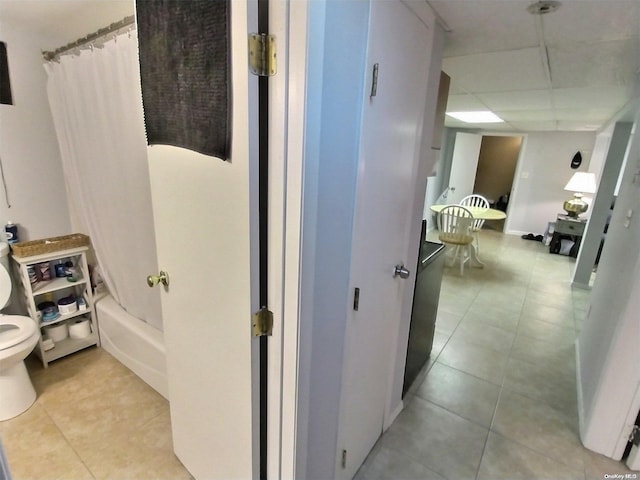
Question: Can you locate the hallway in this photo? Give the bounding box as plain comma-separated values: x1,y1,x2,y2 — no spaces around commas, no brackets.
355,229,634,480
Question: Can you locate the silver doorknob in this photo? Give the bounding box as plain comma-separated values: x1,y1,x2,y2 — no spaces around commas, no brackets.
393,264,410,279
147,270,170,288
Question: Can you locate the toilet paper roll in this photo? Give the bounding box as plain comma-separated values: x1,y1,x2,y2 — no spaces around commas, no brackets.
68,319,92,339
43,323,69,342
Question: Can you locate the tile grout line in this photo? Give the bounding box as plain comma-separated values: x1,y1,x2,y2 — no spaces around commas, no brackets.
476,242,587,478
472,233,540,480
36,400,98,480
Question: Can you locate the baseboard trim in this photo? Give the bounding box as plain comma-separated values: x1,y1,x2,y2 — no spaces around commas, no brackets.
383,401,404,432
575,338,586,443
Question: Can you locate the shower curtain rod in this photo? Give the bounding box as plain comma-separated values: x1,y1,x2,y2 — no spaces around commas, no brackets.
42,15,136,61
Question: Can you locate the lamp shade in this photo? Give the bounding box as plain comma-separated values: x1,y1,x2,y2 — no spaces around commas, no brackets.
564,172,597,194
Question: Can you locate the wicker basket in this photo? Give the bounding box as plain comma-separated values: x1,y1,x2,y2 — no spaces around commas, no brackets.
10,233,91,258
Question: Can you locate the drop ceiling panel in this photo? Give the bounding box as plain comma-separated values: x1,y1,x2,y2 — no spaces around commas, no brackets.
496,110,557,122
542,0,640,45
445,94,488,112
443,48,548,94
556,120,604,131
508,120,559,131
428,0,537,56
554,108,616,122
552,86,632,110
430,0,639,132
477,89,552,111
548,39,639,89
482,122,515,132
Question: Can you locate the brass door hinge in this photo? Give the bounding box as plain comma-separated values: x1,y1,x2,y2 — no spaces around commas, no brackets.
248,33,276,77
252,307,274,337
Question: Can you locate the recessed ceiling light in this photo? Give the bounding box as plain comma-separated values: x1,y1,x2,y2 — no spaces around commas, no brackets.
446,111,505,123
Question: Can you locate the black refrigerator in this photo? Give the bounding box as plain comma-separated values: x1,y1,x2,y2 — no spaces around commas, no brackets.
403,220,446,396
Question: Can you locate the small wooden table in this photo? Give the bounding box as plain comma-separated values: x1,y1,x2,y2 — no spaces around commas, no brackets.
429,204,507,267
550,214,587,257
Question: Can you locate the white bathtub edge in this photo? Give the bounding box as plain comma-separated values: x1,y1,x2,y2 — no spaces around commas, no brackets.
95,294,169,400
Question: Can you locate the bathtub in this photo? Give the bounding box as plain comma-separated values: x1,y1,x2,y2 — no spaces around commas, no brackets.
95,293,169,399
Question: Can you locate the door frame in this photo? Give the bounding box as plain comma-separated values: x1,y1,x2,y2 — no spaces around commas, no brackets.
267,2,445,478
265,1,310,478
445,130,527,234
446,131,483,204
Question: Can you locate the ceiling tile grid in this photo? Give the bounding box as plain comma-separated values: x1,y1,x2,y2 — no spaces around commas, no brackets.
432,0,640,132
548,39,640,89
476,89,553,111
444,48,549,93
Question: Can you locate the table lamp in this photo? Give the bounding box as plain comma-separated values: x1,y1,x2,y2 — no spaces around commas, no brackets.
563,172,597,218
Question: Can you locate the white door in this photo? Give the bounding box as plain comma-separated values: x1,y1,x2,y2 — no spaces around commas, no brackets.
447,132,483,204
337,2,434,478
147,2,259,479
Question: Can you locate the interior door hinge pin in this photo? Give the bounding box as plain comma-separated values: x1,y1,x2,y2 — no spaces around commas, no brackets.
252,307,274,337
248,33,276,77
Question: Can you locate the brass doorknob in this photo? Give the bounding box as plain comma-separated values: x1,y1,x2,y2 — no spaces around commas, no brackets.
147,271,169,288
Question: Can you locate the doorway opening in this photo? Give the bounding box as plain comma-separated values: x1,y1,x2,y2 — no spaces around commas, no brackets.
473,135,523,231
438,131,524,234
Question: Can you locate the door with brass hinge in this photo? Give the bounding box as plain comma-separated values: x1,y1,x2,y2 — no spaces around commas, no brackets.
145,1,272,478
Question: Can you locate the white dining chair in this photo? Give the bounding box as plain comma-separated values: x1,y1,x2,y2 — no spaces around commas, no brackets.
437,205,475,275
460,194,490,253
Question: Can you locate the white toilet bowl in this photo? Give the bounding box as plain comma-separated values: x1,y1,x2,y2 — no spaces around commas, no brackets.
0,248,39,421
0,315,39,420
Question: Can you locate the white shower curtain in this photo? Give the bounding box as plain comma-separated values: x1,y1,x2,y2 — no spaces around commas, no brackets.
45,32,162,330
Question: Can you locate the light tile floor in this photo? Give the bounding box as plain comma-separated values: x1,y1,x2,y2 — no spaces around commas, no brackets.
355,229,636,480
1,230,635,480
0,347,192,480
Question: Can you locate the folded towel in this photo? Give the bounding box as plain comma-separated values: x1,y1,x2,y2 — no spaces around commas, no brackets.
136,0,230,159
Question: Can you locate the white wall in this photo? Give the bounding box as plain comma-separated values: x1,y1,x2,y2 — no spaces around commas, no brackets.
423,128,462,229
0,21,71,242
573,123,632,288
577,106,640,458
589,124,614,182
506,131,596,235
297,2,371,478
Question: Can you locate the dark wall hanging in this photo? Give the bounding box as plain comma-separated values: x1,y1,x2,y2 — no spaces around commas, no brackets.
136,0,230,160
1,42,13,105
571,151,582,169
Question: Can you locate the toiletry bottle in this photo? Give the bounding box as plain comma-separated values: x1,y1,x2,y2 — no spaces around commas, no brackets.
4,221,18,244
55,261,66,278
65,261,77,282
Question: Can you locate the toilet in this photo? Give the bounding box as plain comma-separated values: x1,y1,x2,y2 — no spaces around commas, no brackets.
0,243,39,421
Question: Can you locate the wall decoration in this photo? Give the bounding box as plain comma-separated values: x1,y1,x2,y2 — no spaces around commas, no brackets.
571,151,582,169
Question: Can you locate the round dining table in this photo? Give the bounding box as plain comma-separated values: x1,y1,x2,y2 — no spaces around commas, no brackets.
429,204,506,221
429,204,506,268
